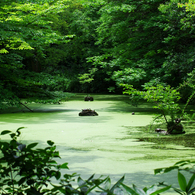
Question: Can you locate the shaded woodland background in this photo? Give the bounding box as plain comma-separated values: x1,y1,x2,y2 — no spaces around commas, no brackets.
1,0,195,109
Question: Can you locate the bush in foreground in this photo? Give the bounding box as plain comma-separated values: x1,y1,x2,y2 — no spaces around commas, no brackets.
0,128,195,195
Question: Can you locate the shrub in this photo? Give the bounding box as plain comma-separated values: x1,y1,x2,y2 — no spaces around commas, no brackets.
3,128,192,195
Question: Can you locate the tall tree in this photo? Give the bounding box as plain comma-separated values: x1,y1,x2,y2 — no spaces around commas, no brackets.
86,0,195,94
44,0,109,93
0,0,72,110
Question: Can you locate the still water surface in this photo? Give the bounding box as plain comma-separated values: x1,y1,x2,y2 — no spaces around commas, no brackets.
0,94,194,194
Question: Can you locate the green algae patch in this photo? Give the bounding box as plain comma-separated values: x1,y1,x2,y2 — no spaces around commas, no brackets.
0,94,195,194
130,122,195,148
138,133,195,148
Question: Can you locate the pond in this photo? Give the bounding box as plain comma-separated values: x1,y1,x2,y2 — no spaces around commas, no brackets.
0,94,195,194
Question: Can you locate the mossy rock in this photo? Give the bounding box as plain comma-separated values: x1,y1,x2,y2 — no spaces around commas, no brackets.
84,96,94,101
155,128,168,134
167,121,185,134
79,109,98,116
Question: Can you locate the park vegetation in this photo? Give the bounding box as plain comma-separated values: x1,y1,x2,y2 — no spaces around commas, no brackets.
1,0,195,132
1,0,195,108
1,0,195,194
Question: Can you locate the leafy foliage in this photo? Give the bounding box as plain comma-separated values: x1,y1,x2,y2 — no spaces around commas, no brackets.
0,128,173,194
0,127,68,194
0,0,73,110
122,83,185,133
141,84,181,124
0,0,70,53
2,0,195,108
155,160,195,194
76,0,195,95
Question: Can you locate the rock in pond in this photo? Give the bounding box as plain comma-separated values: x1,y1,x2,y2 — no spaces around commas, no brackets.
167,121,185,134
84,96,94,101
79,109,98,116
155,127,185,135
155,128,168,135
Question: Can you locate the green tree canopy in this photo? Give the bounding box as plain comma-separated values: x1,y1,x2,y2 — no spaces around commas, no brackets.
84,0,195,94
0,0,73,109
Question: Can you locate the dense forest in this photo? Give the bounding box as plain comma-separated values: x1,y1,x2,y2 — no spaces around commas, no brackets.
1,1,195,194
1,0,195,110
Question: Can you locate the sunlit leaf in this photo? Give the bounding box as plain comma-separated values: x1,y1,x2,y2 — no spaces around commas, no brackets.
150,185,171,195
121,183,139,195
60,163,69,169
146,185,157,194
1,130,11,135
178,171,187,191
186,174,195,192
27,143,38,149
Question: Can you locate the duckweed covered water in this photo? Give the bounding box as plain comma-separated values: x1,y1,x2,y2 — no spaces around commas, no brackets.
0,94,195,194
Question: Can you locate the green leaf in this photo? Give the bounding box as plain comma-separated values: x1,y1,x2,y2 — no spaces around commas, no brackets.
133,184,146,195
150,185,171,195
18,177,26,186
27,143,38,149
16,127,25,131
10,133,16,138
86,174,95,182
1,130,11,135
16,127,25,137
60,163,69,169
178,171,187,191
48,160,57,164
104,177,111,190
0,48,9,54
47,140,55,146
164,166,179,173
154,168,163,175
146,185,157,194
121,183,139,195
186,174,195,192
53,151,59,157
173,187,184,194
175,160,190,166
78,176,85,188
55,171,61,180
188,187,195,195
110,175,124,193
154,166,178,174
